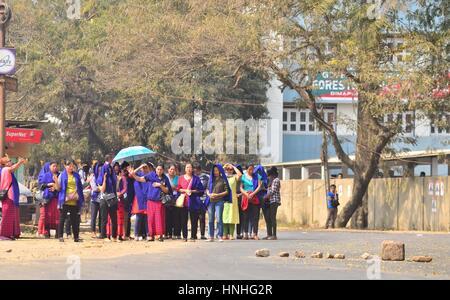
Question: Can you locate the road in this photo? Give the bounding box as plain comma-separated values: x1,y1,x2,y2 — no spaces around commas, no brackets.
0,230,448,280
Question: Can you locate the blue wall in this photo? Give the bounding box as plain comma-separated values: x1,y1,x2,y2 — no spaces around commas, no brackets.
283,134,450,162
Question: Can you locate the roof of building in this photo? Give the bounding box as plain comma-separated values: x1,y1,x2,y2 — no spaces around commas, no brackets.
263,148,450,168
5,118,48,129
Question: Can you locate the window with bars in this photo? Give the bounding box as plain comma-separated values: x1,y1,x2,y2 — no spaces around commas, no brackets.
282,108,336,134
383,112,415,135
431,114,450,135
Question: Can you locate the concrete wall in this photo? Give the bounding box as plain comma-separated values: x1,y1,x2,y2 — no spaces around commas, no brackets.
280,177,450,232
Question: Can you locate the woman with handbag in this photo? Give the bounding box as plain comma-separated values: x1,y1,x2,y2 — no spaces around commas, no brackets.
223,163,242,240
177,164,205,241
0,157,26,240
37,161,60,239
205,164,231,242
240,164,262,240
175,163,203,242
57,160,85,243
131,163,172,242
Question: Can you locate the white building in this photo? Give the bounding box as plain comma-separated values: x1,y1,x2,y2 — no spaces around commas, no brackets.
263,76,450,179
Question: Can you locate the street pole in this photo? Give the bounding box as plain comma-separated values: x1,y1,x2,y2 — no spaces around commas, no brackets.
0,0,7,158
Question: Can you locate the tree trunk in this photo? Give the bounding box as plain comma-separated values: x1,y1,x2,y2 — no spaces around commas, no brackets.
336,95,378,228
337,172,370,227
351,193,368,229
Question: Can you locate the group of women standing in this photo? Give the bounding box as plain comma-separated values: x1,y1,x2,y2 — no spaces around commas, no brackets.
2,156,282,243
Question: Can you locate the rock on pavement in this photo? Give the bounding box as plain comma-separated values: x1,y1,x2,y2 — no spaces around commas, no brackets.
381,240,405,261
255,249,270,257
294,251,305,258
279,252,289,258
410,256,432,263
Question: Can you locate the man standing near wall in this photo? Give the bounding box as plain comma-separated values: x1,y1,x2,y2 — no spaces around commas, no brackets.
325,184,339,229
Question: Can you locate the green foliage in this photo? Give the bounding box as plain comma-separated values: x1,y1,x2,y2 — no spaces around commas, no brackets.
8,0,269,171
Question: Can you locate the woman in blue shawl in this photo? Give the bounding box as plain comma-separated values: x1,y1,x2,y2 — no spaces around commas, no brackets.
130,162,154,240
131,163,173,242
37,162,50,237
0,157,26,240
239,164,262,240
205,164,231,242
253,165,268,238
37,161,60,238
57,160,85,243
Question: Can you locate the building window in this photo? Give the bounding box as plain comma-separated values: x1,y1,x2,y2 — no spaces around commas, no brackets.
283,107,336,134
431,114,450,135
383,111,415,135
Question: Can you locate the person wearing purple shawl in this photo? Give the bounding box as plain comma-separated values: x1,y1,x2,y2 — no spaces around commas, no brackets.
131,163,173,242
205,164,231,242
0,157,26,240
130,162,153,241
96,154,118,242
57,160,85,243
37,162,51,237
37,161,60,238
252,165,268,237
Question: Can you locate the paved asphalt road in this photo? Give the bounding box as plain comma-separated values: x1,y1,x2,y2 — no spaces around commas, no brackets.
0,230,448,280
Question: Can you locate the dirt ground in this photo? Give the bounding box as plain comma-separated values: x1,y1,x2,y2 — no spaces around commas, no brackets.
0,231,189,265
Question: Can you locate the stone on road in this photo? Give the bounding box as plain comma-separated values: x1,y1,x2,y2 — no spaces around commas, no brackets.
381,240,405,261
255,249,270,257
410,256,433,263
294,250,305,258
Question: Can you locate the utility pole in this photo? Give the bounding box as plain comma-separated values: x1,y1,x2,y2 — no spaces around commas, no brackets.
0,0,13,158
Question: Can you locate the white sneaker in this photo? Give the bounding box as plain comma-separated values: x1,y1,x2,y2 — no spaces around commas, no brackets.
218,238,224,243
206,238,214,242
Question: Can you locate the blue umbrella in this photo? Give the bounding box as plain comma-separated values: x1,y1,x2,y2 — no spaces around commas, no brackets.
112,146,156,164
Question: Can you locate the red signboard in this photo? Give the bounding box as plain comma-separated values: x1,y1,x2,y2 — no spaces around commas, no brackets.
5,128,43,144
